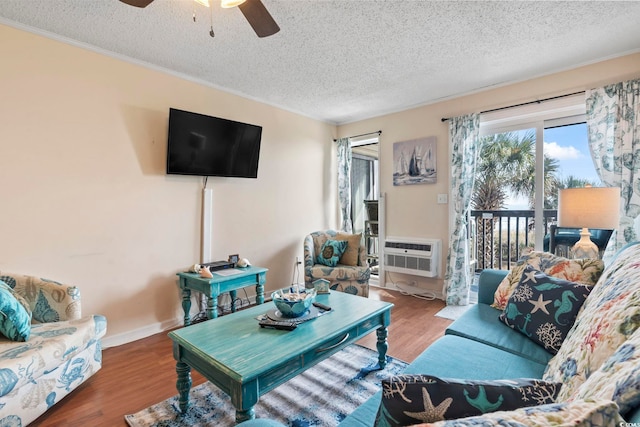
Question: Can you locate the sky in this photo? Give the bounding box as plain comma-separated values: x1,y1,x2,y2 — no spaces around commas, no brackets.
544,123,600,184
506,123,600,209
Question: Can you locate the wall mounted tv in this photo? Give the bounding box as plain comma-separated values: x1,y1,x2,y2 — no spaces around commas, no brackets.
166,108,262,178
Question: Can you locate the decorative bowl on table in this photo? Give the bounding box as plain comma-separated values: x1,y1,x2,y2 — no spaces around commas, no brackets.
271,287,317,318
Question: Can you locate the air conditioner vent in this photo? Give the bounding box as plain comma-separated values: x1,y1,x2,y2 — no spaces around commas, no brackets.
384,237,441,278
385,242,432,252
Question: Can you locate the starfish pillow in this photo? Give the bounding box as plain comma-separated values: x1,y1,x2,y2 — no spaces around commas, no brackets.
499,265,592,355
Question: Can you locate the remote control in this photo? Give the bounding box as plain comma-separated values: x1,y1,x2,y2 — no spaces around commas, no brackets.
313,302,332,312
259,318,297,331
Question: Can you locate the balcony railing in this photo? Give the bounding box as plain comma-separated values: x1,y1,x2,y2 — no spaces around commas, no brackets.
469,209,558,271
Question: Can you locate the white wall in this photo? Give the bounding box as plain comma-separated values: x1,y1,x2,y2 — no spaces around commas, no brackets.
0,24,337,346
338,53,640,297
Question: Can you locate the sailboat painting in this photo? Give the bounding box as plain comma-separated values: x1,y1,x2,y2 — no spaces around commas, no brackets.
393,136,437,186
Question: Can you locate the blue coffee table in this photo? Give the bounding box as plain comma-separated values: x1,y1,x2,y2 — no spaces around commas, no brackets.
168,291,393,423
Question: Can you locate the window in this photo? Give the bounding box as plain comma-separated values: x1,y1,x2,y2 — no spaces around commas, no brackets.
474,94,590,268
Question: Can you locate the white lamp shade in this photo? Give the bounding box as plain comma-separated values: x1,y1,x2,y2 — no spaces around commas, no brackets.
558,187,620,229
221,0,246,8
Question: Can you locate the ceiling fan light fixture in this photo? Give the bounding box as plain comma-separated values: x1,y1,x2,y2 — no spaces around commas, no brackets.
221,0,246,8
194,0,210,7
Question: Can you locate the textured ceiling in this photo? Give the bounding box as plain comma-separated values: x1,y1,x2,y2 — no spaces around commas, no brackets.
1,1,640,124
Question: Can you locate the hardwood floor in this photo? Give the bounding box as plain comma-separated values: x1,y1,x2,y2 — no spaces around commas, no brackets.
30,287,452,426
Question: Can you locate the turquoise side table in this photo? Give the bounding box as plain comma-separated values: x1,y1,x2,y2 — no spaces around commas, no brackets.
177,266,268,326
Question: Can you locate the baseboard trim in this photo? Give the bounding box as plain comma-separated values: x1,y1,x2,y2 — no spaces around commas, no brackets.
373,280,444,300
102,317,182,349
102,295,260,348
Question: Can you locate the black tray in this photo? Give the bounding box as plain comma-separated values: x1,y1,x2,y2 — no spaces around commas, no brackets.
266,306,320,324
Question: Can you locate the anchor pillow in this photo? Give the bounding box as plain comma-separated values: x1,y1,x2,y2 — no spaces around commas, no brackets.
374,375,561,426
499,265,592,355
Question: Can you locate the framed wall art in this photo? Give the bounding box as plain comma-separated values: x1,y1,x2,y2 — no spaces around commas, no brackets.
393,136,437,186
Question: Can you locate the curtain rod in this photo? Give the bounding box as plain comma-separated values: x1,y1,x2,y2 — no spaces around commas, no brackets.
440,91,585,122
333,130,382,142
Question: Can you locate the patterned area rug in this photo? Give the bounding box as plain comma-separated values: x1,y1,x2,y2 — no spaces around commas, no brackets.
124,344,407,427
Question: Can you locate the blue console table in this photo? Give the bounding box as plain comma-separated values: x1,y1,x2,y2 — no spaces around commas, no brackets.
177,266,268,326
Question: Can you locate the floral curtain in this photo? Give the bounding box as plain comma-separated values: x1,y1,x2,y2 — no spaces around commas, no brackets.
336,137,353,233
444,114,481,305
586,79,640,254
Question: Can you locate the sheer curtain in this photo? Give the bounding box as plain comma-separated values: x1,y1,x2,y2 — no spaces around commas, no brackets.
444,114,481,306
586,79,640,254
336,137,353,233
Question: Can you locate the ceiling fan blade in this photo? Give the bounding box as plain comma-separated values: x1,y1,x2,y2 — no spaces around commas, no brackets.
119,0,154,8
238,0,280,38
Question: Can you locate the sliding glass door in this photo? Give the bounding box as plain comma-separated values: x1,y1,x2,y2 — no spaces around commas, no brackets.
475,94,590,269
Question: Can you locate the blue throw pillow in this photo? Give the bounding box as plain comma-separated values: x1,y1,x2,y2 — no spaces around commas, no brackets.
374,375,561,426
499,265,592,354
0,280,32,341
316,239,348,267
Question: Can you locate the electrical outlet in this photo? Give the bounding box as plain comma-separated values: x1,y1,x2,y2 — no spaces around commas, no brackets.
295,256,302,265
437,194,448,204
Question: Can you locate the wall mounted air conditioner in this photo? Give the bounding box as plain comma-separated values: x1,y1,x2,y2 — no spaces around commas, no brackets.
384,236,441,278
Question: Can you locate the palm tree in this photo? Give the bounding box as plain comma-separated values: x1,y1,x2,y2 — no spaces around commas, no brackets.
472,130,560,266
515,155,561,209
473,130,561,210
473,131,534,210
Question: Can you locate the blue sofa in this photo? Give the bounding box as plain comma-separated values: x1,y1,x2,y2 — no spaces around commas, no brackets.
241,241,640,426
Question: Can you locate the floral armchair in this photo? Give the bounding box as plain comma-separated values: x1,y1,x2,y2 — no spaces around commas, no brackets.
304,230,370,297
0,272,107,425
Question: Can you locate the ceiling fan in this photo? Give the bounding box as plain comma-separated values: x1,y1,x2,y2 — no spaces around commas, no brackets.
119,0,280,38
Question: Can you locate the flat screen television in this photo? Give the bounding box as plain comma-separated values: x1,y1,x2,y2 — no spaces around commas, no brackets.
166,108,262,178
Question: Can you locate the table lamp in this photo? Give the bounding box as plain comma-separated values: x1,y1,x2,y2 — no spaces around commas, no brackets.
557,186,620,259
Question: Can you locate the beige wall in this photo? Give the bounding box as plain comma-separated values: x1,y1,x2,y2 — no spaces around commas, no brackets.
3,21,639,344
338,53,640,297
0,24,337,346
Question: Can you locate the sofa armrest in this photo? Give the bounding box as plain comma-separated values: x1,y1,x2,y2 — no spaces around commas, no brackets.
0,272,82,322
477,269,508,305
